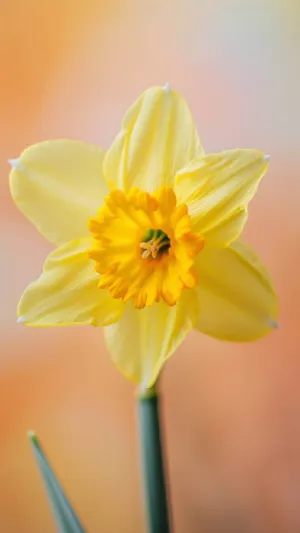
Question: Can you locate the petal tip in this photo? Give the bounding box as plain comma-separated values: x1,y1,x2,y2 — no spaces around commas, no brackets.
8,158,24,171
163,82,171,92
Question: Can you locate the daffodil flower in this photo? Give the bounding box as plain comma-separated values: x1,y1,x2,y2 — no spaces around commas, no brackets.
10,84,278,389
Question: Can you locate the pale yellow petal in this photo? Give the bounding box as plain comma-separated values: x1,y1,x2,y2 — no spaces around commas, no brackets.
175,150,269,246
18,238,123,327
103,85,203,193
195,241,278,341
103,289,199,388
10,140,108,246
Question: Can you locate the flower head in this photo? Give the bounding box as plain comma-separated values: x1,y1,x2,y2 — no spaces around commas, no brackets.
10,85,278,389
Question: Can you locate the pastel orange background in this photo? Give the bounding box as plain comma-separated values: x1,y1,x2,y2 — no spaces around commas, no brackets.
1,1,300,532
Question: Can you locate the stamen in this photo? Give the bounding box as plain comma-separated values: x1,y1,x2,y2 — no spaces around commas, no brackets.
140,230,171,260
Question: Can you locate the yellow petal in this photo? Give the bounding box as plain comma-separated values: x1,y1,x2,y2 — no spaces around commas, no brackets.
18,238,124,327
10,140,108,246
195,241,278,341
175,150,269,246
103,289,199,388
103,85,203,193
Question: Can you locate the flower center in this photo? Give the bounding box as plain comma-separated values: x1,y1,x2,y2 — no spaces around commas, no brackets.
88,187,204,309
140,229,171,260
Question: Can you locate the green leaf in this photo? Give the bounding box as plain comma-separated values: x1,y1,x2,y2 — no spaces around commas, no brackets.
28,430,86,533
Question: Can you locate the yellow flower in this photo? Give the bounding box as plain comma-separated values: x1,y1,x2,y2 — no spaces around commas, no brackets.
10,84,278,389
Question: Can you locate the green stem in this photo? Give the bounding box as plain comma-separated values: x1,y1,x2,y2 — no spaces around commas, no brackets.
138,386,171,533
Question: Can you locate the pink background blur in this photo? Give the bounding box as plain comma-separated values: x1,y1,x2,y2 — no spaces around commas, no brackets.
1,1,300,532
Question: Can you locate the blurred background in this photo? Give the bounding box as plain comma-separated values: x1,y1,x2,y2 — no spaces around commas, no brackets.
1,0,300,531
